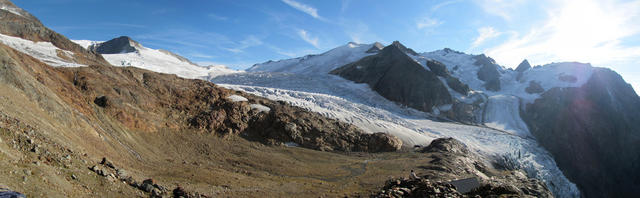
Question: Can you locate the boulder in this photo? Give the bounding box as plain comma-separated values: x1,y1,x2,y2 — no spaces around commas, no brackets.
94,96,109,107
367,132,403,152
421,137,469,155
525,81,544,94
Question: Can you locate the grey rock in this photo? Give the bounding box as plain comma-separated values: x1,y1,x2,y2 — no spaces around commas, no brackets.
331,42,452,113
515,59,531,72
94,96,109,108
474,54,501,91
525,81,544,94
522,67,640,197
93,36,140,54
366,132,403,152
366,42,384,53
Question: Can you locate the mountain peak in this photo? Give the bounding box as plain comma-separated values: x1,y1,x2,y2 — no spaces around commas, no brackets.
516,59,531,72
390,41,418,56
365,42,384,53
93,36,143,54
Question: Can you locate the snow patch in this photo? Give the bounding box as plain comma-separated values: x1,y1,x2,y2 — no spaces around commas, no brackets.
249,104,270,112
0,33,85,67
0,4,23,17
226,95,248,102
284,142,300,147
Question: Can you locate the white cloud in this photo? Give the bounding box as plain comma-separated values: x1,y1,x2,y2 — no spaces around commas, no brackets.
298,29,319,48
474,0,526,21
341,0,352,13
472,26,501,48
416,17,443,29
189,52,214,59
485,0,640,68
431,0,463,12
282,0,322,20
224,35,263,53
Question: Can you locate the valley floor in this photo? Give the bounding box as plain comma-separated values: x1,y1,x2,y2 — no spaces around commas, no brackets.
1,125,456,197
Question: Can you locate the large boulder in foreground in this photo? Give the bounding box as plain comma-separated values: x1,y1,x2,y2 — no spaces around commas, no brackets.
367,132,403,152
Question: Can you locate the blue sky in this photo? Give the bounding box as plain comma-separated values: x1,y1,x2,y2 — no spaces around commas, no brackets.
13,0,640,89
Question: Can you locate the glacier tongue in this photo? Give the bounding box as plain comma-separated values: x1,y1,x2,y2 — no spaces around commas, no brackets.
211,72,580,197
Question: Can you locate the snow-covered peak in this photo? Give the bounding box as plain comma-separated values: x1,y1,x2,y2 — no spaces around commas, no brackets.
72,37,239,79
247,42,380,74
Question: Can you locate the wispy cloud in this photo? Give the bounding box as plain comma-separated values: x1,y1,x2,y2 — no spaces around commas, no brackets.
224,35,264,53
474,0,526,21
416,17,443,29
341,0,352,13
472,26,501,48
431,0,463,12
297,29,319,48
189,53,215,59
282,0,323,20
208,13,228,21
485,0,640,68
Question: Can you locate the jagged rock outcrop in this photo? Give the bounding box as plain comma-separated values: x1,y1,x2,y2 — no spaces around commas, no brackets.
390,41,419,56
516,59,531,81
522,68,640,197
473,54,501,91
92,36,141,54
426,60,470,95
330,42,452,113
366,42,384,53
515,59,531,73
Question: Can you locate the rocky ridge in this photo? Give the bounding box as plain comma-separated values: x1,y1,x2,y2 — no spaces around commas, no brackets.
373,138,553,198
330,42,452,112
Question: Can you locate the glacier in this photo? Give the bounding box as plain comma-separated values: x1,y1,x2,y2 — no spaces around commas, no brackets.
216,42,593,197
